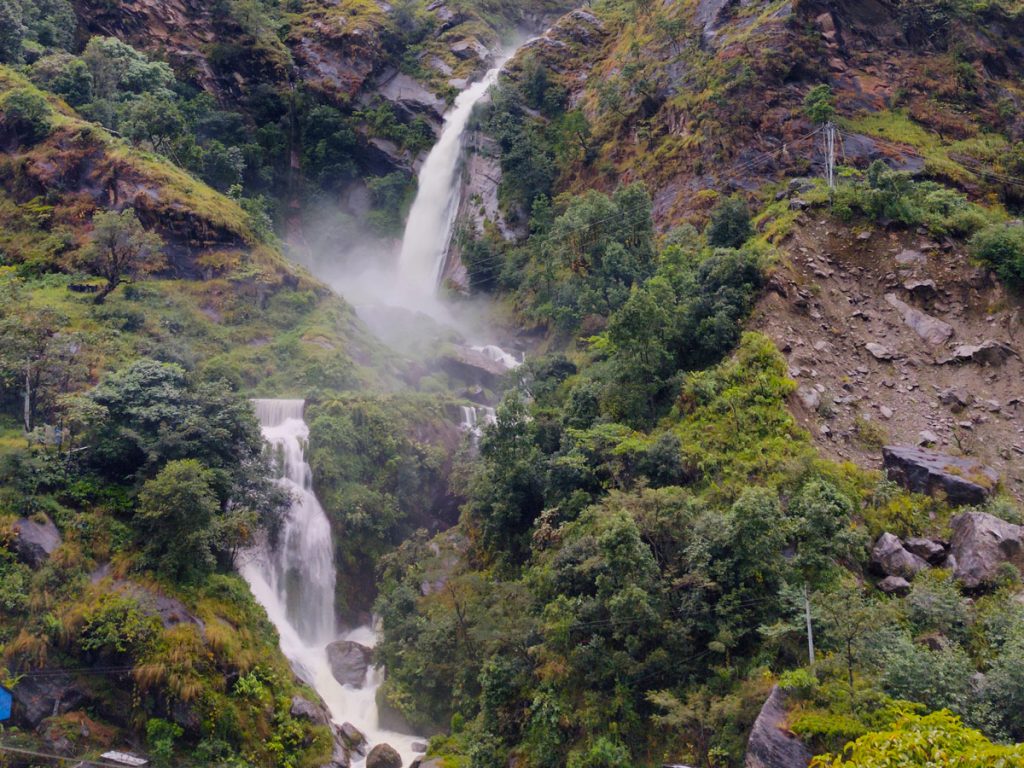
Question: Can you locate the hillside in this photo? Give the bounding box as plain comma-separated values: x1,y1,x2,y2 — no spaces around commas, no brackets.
2,1,1024,768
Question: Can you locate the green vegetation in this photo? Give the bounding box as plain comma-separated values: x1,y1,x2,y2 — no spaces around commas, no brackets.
970,222,1024,287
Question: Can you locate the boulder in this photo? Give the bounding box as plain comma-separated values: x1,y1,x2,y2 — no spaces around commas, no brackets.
326,641,373,688
10,672,91,728
744,686,812,768
339,722,368,756
946,340,1017,366
883,445,999,506
878,575,912,595
795,385,821,411
949,512,1024,589
366,743,403,768
903,537,947,564
439,345,510,387
865,342,895,360
884,293,954,346
291,695,329,725
12,516,61,567
895,248,927,265
450,38,489,61
870,533,929,578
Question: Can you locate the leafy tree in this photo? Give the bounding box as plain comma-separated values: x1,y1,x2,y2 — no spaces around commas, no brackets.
0,87,52,145
77,209,166,303
30,52,93,106
706,195,753,249
804,84,836,124
137,458,220,580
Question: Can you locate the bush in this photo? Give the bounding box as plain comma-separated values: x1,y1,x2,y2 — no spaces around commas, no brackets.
0,87,52,145
970,222,1024,288
706,195,753,248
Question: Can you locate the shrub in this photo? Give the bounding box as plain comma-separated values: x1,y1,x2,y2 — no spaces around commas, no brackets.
804,84,836,124
0,87,52,145
970,222,1024,288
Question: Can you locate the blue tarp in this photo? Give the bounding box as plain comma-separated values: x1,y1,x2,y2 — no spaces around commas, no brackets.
0,686,11,721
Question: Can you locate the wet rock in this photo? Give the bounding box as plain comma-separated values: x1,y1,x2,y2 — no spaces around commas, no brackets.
326,641,373,688
372,71,445,127
903,537,947,564
439,345,510,387
412,741,428,753
884,294,954,346
320,741,351,768
950,512,1024,589
883,445,999,506
744,686,812,768
367,743,403,768
10,672,91,728
12,515,61,567
945,340,1017,366
870,532,929,578
291,695,329,726
878,575,912,595
339,722,368,756
866,342,895,360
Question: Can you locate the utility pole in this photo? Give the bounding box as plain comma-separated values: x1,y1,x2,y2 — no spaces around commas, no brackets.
804,581,815,667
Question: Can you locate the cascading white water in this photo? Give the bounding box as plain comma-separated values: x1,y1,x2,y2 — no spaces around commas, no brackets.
397,57,511,300
240,400,420,766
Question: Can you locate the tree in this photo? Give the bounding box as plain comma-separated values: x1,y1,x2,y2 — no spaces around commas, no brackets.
706,195,753,249
137,459,219,580
77,209,166,303
0,87,52,145
804,84,836,125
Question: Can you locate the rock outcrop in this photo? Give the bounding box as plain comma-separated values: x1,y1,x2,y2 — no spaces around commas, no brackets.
744,686,812,768
882,446,999,506
884,293,954,346
10,672,92,729
12,516,61,567
949,511,1024,589
326,641,373,688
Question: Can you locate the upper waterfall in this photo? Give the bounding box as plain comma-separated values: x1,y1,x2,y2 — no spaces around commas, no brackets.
396,56,511,300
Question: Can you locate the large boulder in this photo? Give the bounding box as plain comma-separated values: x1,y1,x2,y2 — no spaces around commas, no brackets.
945,340,1017,366
326,641,373,688
339,722,368,756
870,533,929,578
949,512,1024,589
290,695,329,726
12,516,62,567
882,445,999,506
366,743,402,768
744,686,812,768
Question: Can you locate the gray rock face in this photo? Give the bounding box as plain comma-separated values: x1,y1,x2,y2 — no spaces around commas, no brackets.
10,672,90,728
744,686,812,768
883,445,999,506
871,532,929,578
884,293,954,346
866,342,895,360
366,743,403,768
326,641,373,688
12,516,61,567
950,512,1024,589
796,385,821,411
878,575,912,595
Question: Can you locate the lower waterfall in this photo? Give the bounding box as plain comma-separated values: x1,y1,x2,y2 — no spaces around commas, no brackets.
240,399,421,766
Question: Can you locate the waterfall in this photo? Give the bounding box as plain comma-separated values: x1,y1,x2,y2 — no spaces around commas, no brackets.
246,399,336,645
240,400,421,766
397,57,510,299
